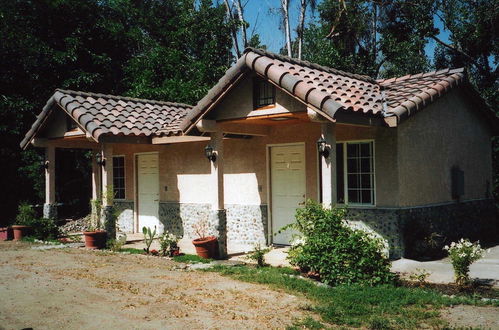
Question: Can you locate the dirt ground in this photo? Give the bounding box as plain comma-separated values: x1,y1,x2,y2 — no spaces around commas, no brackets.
0,241,314,330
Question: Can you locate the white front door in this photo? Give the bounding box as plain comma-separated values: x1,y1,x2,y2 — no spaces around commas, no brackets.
137,153,159,232
270,144,306,245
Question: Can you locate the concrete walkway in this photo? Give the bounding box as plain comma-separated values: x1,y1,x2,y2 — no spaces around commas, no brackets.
391,244,499,287
122,233,499,287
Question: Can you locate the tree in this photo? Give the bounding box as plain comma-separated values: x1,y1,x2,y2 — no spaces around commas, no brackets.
280,0,293,57
0,0,233,225
297,0,317,59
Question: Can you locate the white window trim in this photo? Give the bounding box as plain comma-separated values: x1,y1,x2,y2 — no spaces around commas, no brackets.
336,139,376,207
112,155,126,201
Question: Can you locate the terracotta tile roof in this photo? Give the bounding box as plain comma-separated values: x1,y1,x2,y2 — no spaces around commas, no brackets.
378,68,466,120
20,89,192,148
175,48,468,135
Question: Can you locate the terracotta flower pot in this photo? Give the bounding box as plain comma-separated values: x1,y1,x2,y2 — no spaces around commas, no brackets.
0,227,13,241
83,231,107,249
12,225,31,241
169,246,180,257
192,236,219,259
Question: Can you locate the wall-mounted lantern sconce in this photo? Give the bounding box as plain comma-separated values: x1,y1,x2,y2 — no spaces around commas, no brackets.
40,158,49,170
204,145,216,162
317,137,331,158
95,153,106,167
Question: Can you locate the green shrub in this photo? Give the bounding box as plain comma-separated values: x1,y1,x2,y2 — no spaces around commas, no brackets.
245,243,271,267
15,203,59,240
15,202,37,225
283,200,395,286
30,217,60,240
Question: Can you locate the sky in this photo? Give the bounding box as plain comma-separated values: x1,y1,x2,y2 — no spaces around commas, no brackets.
238,0,451,61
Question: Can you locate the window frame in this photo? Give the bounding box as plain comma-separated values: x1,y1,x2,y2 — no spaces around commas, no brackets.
336,140,376,206
112,155,126,201
253,77,276,109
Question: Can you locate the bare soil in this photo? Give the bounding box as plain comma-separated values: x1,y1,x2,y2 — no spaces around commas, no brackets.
0,241,313,329
441,305,499,329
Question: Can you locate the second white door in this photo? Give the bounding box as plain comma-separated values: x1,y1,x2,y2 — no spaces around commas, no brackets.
137,153,159,232
270,144,306,245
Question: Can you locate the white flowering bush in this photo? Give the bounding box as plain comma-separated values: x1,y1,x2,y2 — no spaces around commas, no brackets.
158,231,179,256
443,238,488,286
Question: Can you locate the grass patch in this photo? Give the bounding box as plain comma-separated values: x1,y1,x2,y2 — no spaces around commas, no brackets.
173,254,212,264
119,248,144,254
207,265,498,328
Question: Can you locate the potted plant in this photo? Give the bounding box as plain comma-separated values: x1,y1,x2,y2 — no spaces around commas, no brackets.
191,219,218,259
84,198,108,249
83,225,107,249
12,202,35,241
0,227,13,241
158,231,180,257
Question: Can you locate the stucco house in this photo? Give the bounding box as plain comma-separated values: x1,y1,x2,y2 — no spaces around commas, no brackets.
21,48,497,258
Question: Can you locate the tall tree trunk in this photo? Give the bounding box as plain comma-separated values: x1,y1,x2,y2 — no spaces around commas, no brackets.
280,0,292,57
234,0,248,48
223,0,241,57
297,0,307,60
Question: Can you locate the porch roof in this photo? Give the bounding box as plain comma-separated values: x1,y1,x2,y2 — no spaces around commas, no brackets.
20,89,193,149
165,48,467,135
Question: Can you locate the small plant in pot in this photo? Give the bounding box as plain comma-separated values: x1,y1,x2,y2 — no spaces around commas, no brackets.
158,231,180,257
84,199,107,249
12,202,35,241
191,218,218,259
0,226,13,241
83,224,107,249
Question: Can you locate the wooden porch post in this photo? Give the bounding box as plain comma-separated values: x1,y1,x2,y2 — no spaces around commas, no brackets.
210,131,227,258
101,144,113,207
320,123,337,208
210,131,224,211
90,151,102,226
43,145,57,219
100,143,115,238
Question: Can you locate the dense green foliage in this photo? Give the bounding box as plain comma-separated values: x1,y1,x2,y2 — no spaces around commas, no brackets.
0,0,496,226
284,200,394,286
15,202,59,239
208,265,499,328
0,0,232,225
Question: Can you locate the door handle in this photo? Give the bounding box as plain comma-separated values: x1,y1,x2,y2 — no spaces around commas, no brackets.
153,199,159,202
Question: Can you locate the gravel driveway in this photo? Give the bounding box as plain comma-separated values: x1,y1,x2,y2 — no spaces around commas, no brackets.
0,241,313,329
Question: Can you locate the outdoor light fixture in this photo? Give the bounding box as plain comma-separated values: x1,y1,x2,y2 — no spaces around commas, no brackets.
39,158,49,170
204,145,216,162
95,153,106,167
317,137,331,158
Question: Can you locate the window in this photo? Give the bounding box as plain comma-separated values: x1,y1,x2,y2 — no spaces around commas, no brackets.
253,78,275,109
112,156,125,200
336,141,375,205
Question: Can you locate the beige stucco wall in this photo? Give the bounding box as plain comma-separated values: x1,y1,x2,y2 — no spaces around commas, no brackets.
397,88,493,206
209,73,306,121
111,121,397,207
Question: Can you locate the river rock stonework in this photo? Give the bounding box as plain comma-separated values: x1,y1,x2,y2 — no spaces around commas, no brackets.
345,208,403,259
114,201,134,233
226,204,268,246
158,203,268,247
346,199,497,260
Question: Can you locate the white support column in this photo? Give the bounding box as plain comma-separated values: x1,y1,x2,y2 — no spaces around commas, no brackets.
91,151,101,201
210,131,224,211
101,144,113,207
100,144,116,238
209,131,227,258
320,123,337,208
45,145,56,204
43,145,57,219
